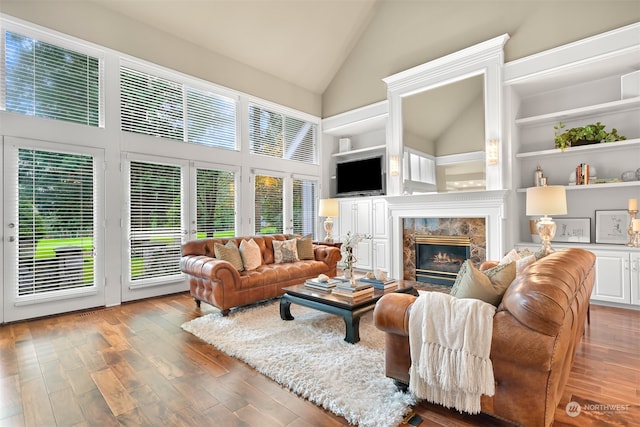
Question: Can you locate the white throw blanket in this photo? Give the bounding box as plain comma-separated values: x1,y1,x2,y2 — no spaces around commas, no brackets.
408,291,496,414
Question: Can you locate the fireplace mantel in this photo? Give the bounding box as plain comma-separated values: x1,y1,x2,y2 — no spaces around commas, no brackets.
385,190,510,279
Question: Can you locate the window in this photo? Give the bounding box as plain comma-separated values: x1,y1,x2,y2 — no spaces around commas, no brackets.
128,160,184,284
2,30,101,126
187,87,236,149
16,148,95,296
254,174,283,235
292,178,317,236
120,66,237,149
249,105,317,164
120,67,183,140
196,168,236,238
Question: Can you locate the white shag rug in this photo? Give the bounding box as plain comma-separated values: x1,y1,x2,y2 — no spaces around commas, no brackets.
181,300,415,427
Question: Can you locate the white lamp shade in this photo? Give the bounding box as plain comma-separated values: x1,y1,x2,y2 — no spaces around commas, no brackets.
526,185,567,216
319,198,339,217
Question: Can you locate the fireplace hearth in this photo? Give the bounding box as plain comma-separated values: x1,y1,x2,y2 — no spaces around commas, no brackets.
415,235,470,286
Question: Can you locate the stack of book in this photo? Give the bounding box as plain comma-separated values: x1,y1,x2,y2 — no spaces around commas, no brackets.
304,277,341,291
359,276,398,291
332,281,374,300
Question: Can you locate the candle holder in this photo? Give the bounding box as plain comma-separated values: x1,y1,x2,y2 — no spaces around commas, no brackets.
632,231,640,248
627,209,638,246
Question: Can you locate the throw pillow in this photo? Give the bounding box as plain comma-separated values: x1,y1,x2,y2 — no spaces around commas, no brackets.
239,238,262,270
214,241,244,272
296,234,314,260
450,260,515,306
500,248,521,265
273,238,299,263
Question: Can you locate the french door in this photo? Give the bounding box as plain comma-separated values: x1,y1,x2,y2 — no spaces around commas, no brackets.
3,137,105,322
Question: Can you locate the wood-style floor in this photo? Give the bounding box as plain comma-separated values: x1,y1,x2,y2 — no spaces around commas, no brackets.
1,293,638,427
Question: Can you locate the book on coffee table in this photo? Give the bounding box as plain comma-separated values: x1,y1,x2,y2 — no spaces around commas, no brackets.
332,286,374,299
304,278,341,291
334,282,372,292
358,277,397,290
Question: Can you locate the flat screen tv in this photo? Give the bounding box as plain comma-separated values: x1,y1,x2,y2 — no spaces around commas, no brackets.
336,156,385,197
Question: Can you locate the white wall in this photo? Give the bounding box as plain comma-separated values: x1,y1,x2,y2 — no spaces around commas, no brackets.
323,1,640,117
0,1,322,116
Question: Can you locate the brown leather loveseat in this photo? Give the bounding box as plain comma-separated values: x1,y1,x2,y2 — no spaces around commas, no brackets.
181,234,341,315
373,248,596,427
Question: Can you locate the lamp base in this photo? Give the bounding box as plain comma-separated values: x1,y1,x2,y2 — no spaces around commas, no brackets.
323,217,334,243
536,216,557,255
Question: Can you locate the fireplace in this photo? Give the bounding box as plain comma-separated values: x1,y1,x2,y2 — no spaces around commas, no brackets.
415,235,471,286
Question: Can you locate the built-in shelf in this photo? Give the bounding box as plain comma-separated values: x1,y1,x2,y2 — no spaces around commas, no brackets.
516,138,640,159
331,144,386,158
515,96,640,127
516,180,640,193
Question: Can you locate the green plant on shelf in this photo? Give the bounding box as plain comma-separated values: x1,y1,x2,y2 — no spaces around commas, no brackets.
554,121,626,151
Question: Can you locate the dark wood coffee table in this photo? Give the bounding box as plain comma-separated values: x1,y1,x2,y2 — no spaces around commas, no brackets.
280,280,419,344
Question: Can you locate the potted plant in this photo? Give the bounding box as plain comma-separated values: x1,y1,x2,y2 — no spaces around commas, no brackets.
554,122,626,151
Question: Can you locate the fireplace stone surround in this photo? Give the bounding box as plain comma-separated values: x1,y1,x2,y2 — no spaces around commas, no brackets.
386,190,509,281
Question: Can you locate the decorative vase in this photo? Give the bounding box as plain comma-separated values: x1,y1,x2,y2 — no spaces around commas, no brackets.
344,267,353,280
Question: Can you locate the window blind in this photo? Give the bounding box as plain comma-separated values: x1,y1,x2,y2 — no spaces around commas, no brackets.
3,31,101,126
254,174,283,235
120,66,238,149
17,148,95,296
187,87,237,149
249,105,317,165
196,168,236,238
292,179,317,237
120,67,184,141
129,160,183,283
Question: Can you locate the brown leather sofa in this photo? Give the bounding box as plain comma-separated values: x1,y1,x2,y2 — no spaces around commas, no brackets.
373,248,595,427
181,234,341,315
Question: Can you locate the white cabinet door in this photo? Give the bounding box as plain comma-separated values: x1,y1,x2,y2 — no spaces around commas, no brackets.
631,253,640,307
354,199,372,236
337,199,354,242
372,198,387,238
591,250,630,304
372,238,388,272
337,198,373,270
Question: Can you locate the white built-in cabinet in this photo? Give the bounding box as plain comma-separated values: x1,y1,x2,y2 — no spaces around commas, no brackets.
591,248,640,306
516,243,640,308
337,197,388,272
507,23,640,309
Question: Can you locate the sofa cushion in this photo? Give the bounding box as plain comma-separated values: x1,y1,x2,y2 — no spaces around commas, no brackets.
450,260,515,306
296,234,315,260
273,238,299,263
214,241,245,272
240,238,262,270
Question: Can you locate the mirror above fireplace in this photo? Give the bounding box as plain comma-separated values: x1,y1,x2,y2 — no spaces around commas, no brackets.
383,34,509,196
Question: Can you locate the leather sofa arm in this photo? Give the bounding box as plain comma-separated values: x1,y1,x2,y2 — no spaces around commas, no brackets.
373,293,417,335
180,255,241,288
313,245,342,267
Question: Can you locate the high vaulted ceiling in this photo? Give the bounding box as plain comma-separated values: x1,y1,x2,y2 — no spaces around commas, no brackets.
90,0,379,94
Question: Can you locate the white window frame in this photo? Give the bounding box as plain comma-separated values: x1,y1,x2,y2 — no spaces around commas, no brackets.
122,153,189,301
3,136,105,322
188,160,240,240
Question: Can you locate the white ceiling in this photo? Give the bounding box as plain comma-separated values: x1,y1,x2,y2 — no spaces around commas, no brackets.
90,0,379,94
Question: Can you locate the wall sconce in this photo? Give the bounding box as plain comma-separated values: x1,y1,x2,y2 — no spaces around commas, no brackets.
389,155,400,177
486,139,499,165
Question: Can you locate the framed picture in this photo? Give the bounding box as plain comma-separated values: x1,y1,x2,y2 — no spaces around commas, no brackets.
552,217,591,243
595,210,630,244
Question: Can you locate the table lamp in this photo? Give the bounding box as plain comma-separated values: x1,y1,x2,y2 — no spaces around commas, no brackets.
318,198,339,243
526,185,567,254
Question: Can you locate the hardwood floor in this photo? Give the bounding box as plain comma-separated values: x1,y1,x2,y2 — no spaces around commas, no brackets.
1,293,638,427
